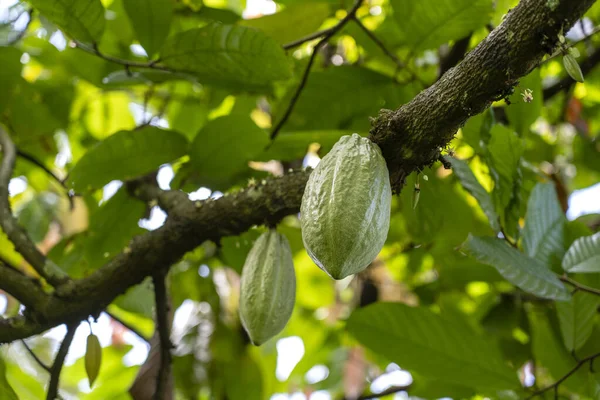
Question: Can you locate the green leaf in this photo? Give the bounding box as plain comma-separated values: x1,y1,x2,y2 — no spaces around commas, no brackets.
122,0,173,57
463,235,570,301
556,290,600,352
189,115,269,188
84,188,145,271
224,352,263,400
27,0,105,43
528,308,588,393
159,24,292,91
257,130,354,161
505,70,542,136
563,232,600,273
390,0,492,50
347,303,519,390
522,182,565,268
447,157,500,232
0,354,18,400
113,277,155,318
16,192,58,243
239,2,331,45
486,125,523,213
68,126,189,191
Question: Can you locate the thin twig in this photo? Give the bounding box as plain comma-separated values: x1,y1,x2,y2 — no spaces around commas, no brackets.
0,127,69,286
283,27,334,50
21,339,52,373
526,351,600,399
560,275,600,296
270,0,364,141
16,149,65,187
353,17,402,65
46,323,77,400
105,311,150,343
73,41,167,70
152,272,172,400
539,25,600,67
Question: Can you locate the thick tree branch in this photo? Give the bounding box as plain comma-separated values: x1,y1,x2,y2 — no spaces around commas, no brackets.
370,0,596,191
46,323,77,400
0,170,309,343
0,127,68,286
0,261,48,309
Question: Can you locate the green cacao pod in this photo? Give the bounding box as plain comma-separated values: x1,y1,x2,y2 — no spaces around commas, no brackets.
85,333,102,388
300,134,392,280
563,54,584,83
239,230,296,345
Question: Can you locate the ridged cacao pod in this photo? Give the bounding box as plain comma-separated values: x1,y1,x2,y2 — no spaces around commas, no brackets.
563,54,584,83
300,134,392,280
239,230,296,345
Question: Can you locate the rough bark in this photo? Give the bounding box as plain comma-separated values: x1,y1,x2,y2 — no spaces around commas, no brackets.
370,0,596,191
0,0,597,343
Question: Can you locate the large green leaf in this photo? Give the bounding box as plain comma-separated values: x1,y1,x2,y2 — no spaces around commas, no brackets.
189,115,269,188
122,0,173,57
113,277,155,318
0,354,18,400
522,182,565,268
556,290,600,352
347,303,519,390
159,24,292,91
390,0,492,50
68,126,188,191
486,125,523,213
224,352,263,400
16,192,57,243
240,2,331,45
528,308,588,393
563,232,600,273
463,235,570,300
447,157,500,232
28,0,105,43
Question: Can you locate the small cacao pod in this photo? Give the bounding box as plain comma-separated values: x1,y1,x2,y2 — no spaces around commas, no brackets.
85,333,102,388
300,133,392,280
239,230,296,346
563,54,584,83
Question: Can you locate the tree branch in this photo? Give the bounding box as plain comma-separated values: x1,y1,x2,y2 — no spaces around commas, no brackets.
0,170,310,343
270,0,364,141
46,323,77,400
560,275,600,296
152,271,172,400
438,34,473,79
526,351,600,399
544,46,600,100
0,127,69,286
0,0,595,347
105,311,150,343
369,0,596,191
21,339,52,373
0,261,48,309
352,385,411,400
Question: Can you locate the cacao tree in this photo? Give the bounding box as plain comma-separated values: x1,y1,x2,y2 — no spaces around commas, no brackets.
1,0,600,399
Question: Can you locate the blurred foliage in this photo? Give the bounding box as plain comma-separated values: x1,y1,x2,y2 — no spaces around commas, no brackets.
0,0,600,399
